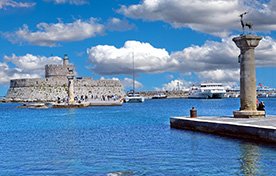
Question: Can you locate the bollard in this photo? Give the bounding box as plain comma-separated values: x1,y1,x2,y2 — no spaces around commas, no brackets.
190,107,197,118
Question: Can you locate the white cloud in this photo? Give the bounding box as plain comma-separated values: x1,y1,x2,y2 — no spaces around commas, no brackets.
87,40,178,75
156,79,191,91
197,69,240,83
4,17,134,46
170,36,240,72
106,18,135,32
117,0,276,37
0,54,62,85
4,18,105,46
43,0,88,5
0,0,35,9
255,36,276,67
100,76,120,81
4,54,62,71
87,36,276,83
121,77,143,90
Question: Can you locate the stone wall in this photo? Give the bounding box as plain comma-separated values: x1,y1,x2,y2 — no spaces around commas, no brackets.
5,77,125,102
140,90,189,99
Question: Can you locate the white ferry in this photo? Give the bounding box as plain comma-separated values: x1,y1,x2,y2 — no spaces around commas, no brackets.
257,83,276,98
188,83,226,99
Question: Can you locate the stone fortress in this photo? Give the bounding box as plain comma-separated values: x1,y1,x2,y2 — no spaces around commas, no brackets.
5,55,125,102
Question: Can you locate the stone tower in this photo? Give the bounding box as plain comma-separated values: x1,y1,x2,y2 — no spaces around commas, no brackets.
45,54,75,79
63,54,69,65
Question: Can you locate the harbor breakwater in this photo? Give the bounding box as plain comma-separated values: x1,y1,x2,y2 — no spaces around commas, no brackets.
140,90,188,99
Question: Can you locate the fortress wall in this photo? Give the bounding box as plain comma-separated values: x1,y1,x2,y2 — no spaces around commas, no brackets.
5,78,125,102
74,78,125,98
9,78,67,88
6,78,68,101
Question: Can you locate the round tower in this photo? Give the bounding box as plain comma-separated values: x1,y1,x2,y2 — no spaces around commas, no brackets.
45,54,75,79
63,54,69,65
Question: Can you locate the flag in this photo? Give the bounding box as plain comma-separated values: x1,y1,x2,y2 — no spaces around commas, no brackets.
259,83,262,87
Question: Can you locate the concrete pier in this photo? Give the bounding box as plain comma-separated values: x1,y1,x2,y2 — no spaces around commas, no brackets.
170,116,276,143
232,35,264,118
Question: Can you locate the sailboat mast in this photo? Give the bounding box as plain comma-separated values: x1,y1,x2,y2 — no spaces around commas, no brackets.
132,52,135,94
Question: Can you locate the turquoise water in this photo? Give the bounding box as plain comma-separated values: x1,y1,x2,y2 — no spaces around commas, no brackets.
1,98,276,175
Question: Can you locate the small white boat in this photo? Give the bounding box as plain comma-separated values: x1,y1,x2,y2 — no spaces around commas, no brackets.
152,93,167,99
268,93,276,97
17,103,48,109
229,93,240,98
258,93,268,98
124,90,144,103
188,83,226,99
124,52,145,103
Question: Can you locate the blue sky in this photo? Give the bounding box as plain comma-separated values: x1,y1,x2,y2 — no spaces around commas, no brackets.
1,0,276,96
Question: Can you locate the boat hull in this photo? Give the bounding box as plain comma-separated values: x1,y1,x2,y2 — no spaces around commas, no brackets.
124,97,145,103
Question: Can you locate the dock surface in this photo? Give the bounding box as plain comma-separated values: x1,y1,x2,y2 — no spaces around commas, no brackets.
170,115,276,143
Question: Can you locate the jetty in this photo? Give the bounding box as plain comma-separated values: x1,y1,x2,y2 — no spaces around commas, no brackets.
51,100,123,108
170,116,276,143
170,29,275,143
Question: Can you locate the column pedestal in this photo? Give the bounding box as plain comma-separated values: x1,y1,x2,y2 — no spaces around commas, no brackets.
68,77,76,104
232,35,264,118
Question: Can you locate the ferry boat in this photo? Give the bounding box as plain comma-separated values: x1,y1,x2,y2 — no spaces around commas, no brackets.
257,83,276,98
124,90,144,103
188,83,226,99
152,93,167,99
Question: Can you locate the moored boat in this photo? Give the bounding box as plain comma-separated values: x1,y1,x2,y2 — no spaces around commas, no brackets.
124,90,144,103
152,93,167,99
124,52,145,103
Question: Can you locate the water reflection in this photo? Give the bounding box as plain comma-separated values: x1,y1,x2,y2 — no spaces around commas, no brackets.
238,142,264,175
67,108,76,115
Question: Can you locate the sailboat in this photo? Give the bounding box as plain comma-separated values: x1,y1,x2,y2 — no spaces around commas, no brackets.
124,53,145,103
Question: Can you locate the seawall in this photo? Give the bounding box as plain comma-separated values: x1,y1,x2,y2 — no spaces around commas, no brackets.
140,91,189,99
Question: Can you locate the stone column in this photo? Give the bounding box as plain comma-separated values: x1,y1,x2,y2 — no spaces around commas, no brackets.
232,35,265,118
68,76,76,103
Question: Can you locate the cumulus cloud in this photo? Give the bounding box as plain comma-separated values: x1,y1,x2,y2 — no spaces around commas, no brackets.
0,54,62,85
4,18,104,46
87,40,178,75
255,36,276,67
117,0,276,37
4,17,134,46
121,77,143,90
155,79,191,91
43,0,88,5
100,76,120,81
87,36,276,83
106,18,135,32
0,0,35,9
197,69,240,83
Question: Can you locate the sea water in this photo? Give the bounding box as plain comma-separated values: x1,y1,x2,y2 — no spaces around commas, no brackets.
0,98,276,175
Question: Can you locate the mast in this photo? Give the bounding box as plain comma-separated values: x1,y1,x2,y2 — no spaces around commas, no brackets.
132,51,135,94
